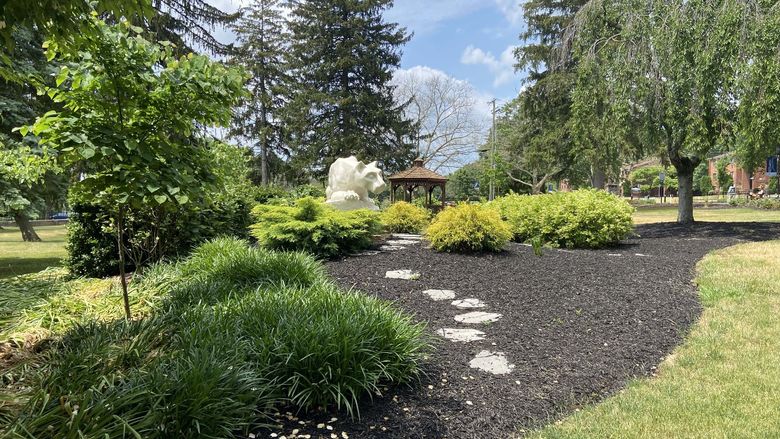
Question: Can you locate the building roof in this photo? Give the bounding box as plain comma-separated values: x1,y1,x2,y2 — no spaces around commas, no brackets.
388,159,448,183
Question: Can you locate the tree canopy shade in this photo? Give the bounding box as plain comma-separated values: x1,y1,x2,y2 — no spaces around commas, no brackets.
568,0,780,223
284,0,416,176
30,16,246,317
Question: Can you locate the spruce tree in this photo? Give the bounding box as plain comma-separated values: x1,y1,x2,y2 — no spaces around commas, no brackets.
285,0,415,176
229,0,290,185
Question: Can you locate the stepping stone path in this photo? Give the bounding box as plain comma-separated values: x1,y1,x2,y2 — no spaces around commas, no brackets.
391,233,423,240
437,328,486,342
423,289,456,301
379,245,406,251
451,298,486,309
469,350,515,374
386,239,419,246
381,248,512,375
385,269,420,280
454,311,502,324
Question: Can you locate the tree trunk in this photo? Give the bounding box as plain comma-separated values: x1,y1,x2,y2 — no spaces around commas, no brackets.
591,167,607,190
14,212,41,242
116,206,132,319
676,166,695,224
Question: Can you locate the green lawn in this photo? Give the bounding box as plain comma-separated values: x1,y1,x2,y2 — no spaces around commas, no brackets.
530,239,780,438
0,225,67,279
633,207,780,224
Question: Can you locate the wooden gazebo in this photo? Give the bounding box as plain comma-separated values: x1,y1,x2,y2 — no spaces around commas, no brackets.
388,158,448,209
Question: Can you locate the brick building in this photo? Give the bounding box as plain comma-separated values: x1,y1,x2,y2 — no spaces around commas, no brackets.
708,153,771,193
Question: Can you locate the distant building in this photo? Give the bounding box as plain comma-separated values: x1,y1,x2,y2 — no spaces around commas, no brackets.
707,153,769,193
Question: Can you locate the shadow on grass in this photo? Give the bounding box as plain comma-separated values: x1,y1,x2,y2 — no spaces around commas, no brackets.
0,257,64,280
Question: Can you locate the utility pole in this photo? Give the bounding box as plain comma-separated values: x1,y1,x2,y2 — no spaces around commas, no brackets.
489,98,497,201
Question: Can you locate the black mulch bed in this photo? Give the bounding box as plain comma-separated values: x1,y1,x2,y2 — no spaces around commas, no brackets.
252,222,780,439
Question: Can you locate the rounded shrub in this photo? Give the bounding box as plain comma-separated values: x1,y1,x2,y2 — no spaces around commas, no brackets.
250,197,381,258
381,201,430,233
425,203,512,253
490,189,634,249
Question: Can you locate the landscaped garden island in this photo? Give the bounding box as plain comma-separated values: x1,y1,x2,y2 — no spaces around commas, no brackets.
2,0,780,437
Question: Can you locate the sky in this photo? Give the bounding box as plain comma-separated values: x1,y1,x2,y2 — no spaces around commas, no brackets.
208,0,528,114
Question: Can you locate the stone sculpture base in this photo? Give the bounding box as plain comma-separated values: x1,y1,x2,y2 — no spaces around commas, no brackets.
325,199,380,211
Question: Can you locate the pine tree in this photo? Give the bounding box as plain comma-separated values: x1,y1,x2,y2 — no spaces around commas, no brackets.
285,0,415,177
228,0,290,185
512,0,592,186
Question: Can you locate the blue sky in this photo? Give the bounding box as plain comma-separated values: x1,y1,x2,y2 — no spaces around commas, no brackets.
387,0,526,104
209,0,527,107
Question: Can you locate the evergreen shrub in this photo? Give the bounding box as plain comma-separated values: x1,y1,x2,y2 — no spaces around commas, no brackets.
425,203,511,253
250,197,381,258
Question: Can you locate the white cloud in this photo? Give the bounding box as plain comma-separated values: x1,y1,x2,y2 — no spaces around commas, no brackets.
494,0,524,25
460,45,518,87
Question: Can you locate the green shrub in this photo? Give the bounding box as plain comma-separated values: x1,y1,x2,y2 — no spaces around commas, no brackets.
66,200,253,277
381,202,430,233
9,238,429,437
250,197,381,258
425,203,511,253
490,189,634,249
728,197,780,209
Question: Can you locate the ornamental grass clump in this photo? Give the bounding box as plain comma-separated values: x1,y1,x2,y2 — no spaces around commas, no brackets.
425,203,512,253
490,189,634,248
251,197,382,258
381,201,430,233
8,238,429,437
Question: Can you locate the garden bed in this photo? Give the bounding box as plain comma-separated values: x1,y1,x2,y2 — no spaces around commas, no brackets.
252,222,780,438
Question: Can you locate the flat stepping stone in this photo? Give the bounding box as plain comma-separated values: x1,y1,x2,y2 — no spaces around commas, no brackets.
386,239,419,246
469,350,515,375
379,245,406,251
354,250,381,256
391,233,422,240
385,269,420,280
437,328,486,342
423,289,456,301
451,298,486,309
454,311,502,324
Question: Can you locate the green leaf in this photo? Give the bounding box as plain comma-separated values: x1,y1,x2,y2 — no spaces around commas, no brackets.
146,184,160,193
174,194,189,205
80,148,95,159
154,194,168,204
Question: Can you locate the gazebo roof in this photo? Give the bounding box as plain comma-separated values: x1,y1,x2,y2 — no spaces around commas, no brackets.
388,159,448,183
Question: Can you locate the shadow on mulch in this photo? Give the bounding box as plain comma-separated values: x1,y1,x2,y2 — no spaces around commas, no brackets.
251,222,780,439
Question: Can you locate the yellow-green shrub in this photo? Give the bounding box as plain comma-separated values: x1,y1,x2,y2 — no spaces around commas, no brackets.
381,202,430,233
489,189,634,248
250,197,381,258
425,203,512,253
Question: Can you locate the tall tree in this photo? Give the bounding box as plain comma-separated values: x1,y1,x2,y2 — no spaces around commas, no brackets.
0,27,61,241
285,0,415,176
495,94,577,194
569,0,762,223
392,67,487,173
228,0,290,185
514,0,593,186
31,18,245,317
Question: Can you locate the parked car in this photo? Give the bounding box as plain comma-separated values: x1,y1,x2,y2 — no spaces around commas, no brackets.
50,212,69,220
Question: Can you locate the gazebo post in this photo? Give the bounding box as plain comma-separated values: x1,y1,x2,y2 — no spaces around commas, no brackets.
441,183,446,208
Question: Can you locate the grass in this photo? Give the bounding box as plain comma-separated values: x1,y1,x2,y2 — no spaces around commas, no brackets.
0,225,67,279
4,238,429,438
529,239,780,438
633,207,780,224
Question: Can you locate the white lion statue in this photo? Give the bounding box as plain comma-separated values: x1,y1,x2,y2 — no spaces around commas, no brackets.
325,156,387,211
